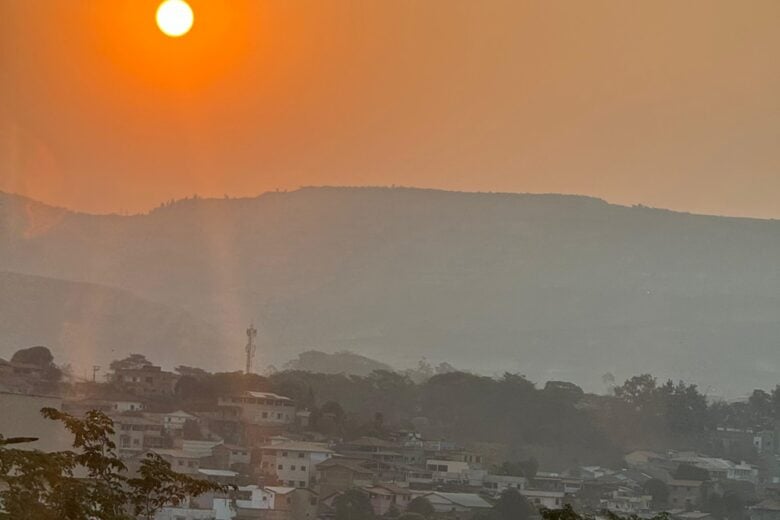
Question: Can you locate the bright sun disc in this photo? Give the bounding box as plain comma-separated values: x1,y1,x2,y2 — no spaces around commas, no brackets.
156,0,194,37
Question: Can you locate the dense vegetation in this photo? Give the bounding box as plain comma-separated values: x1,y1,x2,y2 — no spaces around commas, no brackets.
0,409,226,520
156,354,780,468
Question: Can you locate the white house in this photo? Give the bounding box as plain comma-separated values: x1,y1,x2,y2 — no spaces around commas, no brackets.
260,441,333,488
162,410,197,430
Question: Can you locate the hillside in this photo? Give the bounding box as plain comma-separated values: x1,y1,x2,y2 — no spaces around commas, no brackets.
2,187,779,395
0,271,232,374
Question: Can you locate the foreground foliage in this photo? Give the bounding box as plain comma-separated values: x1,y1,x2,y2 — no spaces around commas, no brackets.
0,408,228,520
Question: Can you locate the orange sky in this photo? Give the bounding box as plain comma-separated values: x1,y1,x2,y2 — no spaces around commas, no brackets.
1,0,779,217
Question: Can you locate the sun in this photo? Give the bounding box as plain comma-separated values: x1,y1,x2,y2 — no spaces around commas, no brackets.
156,0,194,38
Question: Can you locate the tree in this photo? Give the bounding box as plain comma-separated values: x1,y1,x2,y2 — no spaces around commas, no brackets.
772,385,780,419
0,408,227,520
406,496,435,518
109,353,152,372
11,346,62,383
544,381,585,402
540,504,671,520
614,374,657,410
333,488,375,520
494,488,535,520
128,453,227,520
11,346,54,366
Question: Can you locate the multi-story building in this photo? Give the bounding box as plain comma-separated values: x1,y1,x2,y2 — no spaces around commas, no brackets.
112,414,166,452
217,391,296,426
113,364,179,397
260,441,333,488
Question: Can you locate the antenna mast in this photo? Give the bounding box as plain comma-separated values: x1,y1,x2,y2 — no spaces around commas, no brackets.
245,323,258,374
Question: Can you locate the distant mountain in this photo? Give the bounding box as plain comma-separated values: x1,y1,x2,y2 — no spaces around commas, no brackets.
0,271,231,375
2,187,779,395
282,350,395,376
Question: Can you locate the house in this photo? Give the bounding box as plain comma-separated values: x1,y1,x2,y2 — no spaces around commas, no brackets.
424,492,493,516
217,391,296,426
322,485,411,517
316,457,377,497
601,487,652,515
146,448,209,475
113,364,179,397
162,409,197,431
112,414,166,452
625,450,667,468
210,443,252,470
668,480,706,509
63,394,146,415
483,474,527,496
363,484,413,515
751,499,780,520
425,459,486,485
157,485,318,520
259,441,333,488
261,487,319,520
521,489,566,509
427,459,470,474
337,437,410,465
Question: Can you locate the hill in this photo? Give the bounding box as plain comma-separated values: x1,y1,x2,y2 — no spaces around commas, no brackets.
2,187,779,395
0,271,232,374
282,350,395,376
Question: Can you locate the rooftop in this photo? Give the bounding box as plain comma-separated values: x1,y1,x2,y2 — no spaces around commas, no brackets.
426,492,492,509
261,441,333,453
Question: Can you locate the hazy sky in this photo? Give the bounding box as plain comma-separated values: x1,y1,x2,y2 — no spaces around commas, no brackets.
1,0,779,217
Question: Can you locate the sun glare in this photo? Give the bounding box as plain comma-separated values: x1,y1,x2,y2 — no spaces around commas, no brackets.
156,0,194,38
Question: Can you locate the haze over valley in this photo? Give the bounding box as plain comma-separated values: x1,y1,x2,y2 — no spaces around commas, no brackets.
2,186,778,397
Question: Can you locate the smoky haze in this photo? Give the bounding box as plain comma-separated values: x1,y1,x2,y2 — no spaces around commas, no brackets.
1,186,779,397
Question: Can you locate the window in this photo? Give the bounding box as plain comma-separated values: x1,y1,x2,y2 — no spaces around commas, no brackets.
278,465,283,470
298,452,305,458
262,412,268,418
277,413,282,419
282,452,288,457
299,482,306,488
300,466,307,472
291,466,296,471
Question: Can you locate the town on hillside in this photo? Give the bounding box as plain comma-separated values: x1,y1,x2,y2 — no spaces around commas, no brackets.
3,340,780,520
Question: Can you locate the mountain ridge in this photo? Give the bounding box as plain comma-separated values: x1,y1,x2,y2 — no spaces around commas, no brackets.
2,186,779,396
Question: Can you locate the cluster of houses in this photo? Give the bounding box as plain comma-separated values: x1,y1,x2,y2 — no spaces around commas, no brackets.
4,361,780,520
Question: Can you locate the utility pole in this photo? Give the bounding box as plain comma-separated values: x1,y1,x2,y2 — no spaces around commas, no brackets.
92,365,101,382
245,323,257,374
